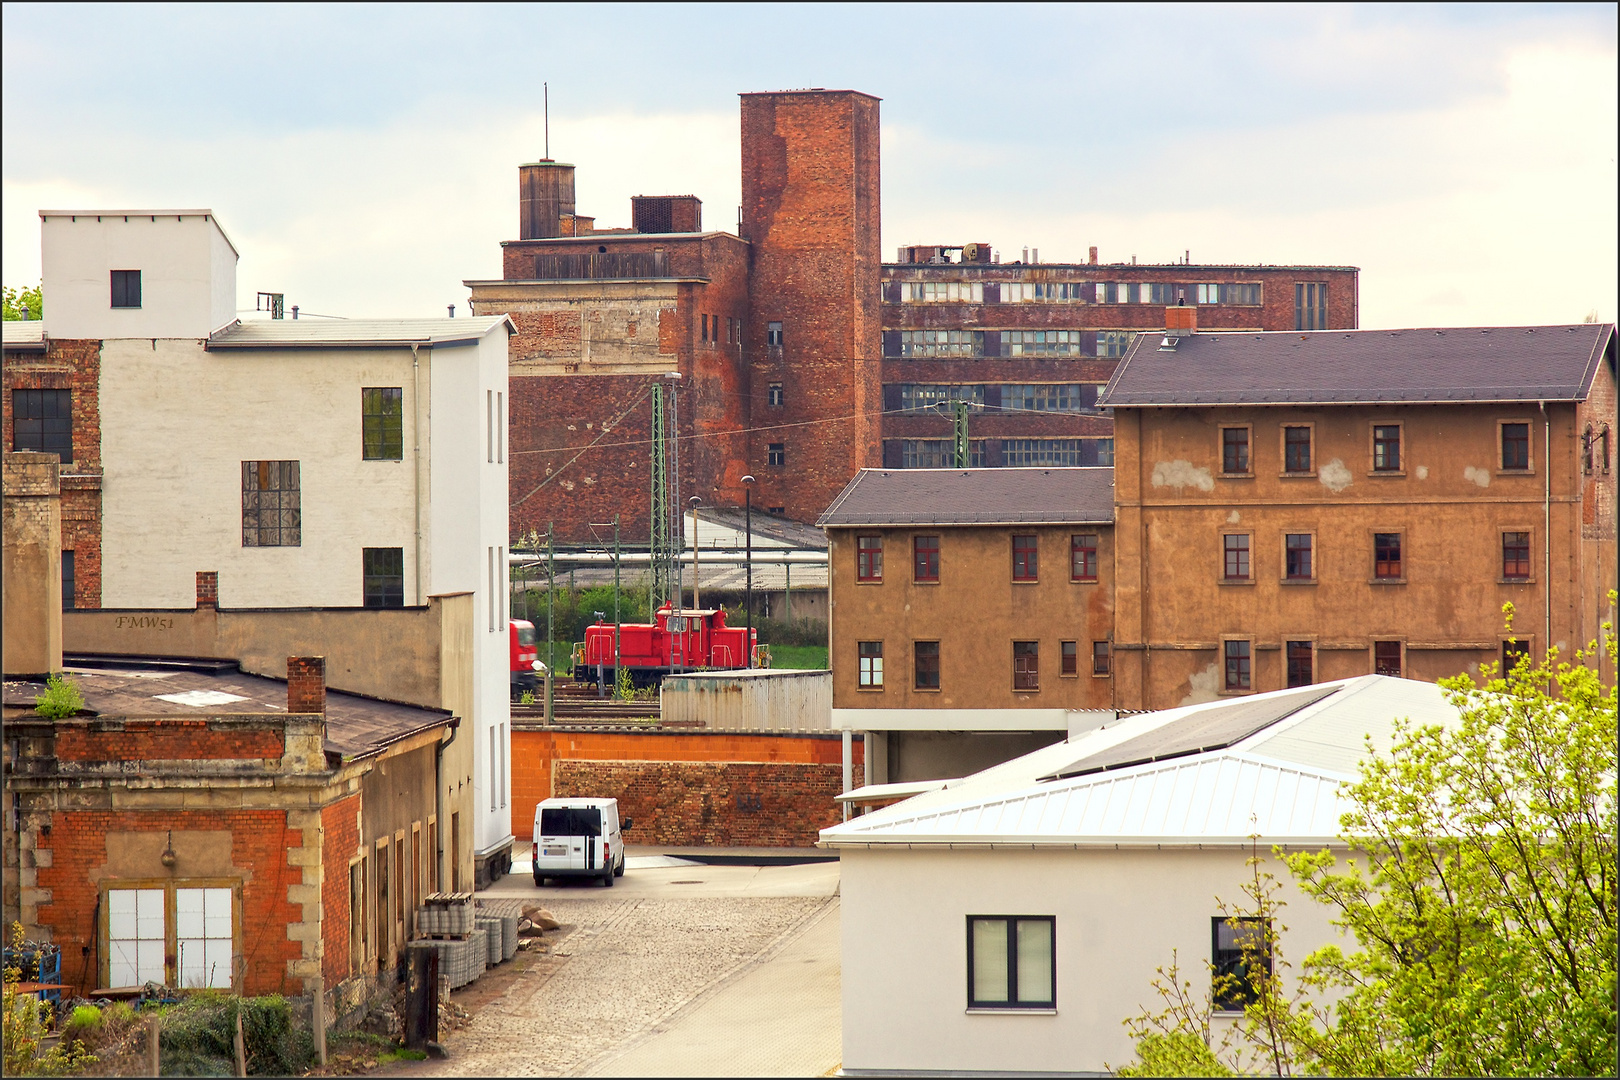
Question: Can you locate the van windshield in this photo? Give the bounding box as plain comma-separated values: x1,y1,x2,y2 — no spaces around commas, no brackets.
540,807,602,837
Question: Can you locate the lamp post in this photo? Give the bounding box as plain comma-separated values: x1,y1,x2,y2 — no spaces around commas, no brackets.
741,475,755,668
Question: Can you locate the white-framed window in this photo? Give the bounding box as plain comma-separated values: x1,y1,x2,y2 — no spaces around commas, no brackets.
107,882,237,990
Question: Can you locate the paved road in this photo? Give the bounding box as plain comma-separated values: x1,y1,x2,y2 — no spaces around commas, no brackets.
401,856,842,1078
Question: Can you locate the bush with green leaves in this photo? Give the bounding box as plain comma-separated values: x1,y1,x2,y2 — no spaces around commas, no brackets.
157,991,314,1077
32,674,85,719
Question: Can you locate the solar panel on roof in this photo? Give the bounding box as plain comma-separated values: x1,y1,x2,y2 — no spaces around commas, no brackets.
1040,684,1341,781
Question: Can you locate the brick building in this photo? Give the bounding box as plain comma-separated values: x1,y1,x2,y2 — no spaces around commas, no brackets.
879,246,1359,470
468,88,882,544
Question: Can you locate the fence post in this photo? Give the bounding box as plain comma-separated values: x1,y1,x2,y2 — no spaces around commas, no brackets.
147,1015,161,1078
312,974,327,1067
233,1010,246,1077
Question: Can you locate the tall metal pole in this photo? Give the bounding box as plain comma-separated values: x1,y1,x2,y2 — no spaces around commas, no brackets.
689,498,702,610
744,481,754,668
650,384,670,608
954,398,970,468
545,523,555,725
671,382,682,614
613,516,622,697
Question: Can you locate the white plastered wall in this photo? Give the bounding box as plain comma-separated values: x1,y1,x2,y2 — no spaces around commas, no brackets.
838,845,1347,1075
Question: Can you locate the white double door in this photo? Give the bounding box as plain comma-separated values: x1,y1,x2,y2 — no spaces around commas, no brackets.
108,886,233,990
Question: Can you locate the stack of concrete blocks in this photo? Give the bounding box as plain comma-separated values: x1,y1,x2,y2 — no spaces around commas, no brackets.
412,893,485,989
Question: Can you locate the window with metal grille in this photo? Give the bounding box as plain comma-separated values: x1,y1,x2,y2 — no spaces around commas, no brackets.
1224,640,1251,690
110,269,142,308
1222,427,1250,474
968,916,1055,1009
1374,641,1402,677
1283,425,1312,473
1012,535,1038,581
241,461,300,547
363,547,404,608
1061,641,1078,676
899,329,983,357
1212,917,1271,1010
913,535,940,582
1001,384,1095,413
62,551,75,610
996,329,1086,356
1002,438,1112,467
1286,641,1313,688
858,642,883,688
1501,422,1530,470
1293,282,1327,330
1374,533,1402,578
1014,641,1039,690
362,388,403,460
767,443,785,466
1373,425,1401,471
1285,534,1313,580
11,389,72,463
1092,641,1111,676
914,641,940,690
857,536,882,582
1502,532,1531,579
1071,533,1099,581
1223,534,1250,580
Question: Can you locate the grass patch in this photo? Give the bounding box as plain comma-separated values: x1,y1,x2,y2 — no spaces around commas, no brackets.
378,1048,429,1064
767,645,828,670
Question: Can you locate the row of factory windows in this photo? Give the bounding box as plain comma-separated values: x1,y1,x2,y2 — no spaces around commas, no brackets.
887,329,1136,358
896,281,1267,305
1214,419,1612,478
855,533,1104,585
1216,529,1539,584
891,383,1104,414
857,638,1111,692
885,438,1114,470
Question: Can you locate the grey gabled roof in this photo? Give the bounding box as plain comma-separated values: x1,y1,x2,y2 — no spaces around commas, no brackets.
2,320,46,350
1097,323,1616,408
207,315,514,350
817,467,1114,527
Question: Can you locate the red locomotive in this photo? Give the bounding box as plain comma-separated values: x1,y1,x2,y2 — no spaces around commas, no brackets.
572,606,758,686
510,619,542,700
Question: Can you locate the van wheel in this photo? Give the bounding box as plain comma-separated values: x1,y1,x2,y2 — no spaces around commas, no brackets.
602,867,615,888
533,871,544,887
614,858,625,878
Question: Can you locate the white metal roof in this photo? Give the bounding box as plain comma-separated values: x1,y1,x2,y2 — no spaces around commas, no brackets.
820,675,1460,848
207,315,514,349
2,320,46,349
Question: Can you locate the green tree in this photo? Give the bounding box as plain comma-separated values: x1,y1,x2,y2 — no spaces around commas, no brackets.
3,282,42,321
1118,601,1618,1076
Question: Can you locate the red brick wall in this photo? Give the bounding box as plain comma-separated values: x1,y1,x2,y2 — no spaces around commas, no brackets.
54,720,284,761
321,794,361,983
555,759,864,847
3,338,103,606
34,809,303,996
512,728,864,847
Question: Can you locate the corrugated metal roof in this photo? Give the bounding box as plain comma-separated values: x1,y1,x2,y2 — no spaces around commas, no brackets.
820,675,1461,847
2,320,45,349
1098,323,1616,407
207,315,514,350
817,467,1115,527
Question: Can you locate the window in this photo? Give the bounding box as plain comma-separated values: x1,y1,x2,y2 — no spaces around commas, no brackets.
107,883,236,990
12,389,72,463
900,439,986,468
995,329,1086,356
914,641,940,690
1501,531,1531,579
1221,427,1250,474
375,842,390,961
1001,384,1097,413
110,269,142,308
1284,534,1313,580
1225,640,1251,690
1223,534,1251,581
349,860,367,976
1196,283,1262,305
1374,641,1402,677
903,281,985,303
898,329,984,357
1071,533,1099,582
1374,533,1402,579
1212,917,1271,1010
1093,641,1111,676
1286,641,1313,688
857,536,883,582
1282,425,1312,473
767,443,786,466
1501,639,1531,675
1032,281,1090,301
767,382,784,407
362,388,404,460
1096,282,1172,304
1012,535,1038,581
363,548,405,608
968,916,1055,1009
241,461,300,547
1372,425,1401,471
700,314,709,342
1096,331,1135,358
1014,641,1039,691
766,321,784,347
858,642,884,688
1501,422,1531,470
899,384,984,413
913,535,940,582
1294,282,1327,330
1061,641,1078,676
1002,438,1112,467
62,551,75,610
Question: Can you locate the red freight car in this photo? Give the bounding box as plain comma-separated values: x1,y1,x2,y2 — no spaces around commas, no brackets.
572,606,758,686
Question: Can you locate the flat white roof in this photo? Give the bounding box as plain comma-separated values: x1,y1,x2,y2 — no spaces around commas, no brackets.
40,209,240,258
207,315,514,350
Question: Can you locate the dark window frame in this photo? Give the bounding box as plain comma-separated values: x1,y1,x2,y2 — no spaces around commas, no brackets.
1500,421,1531,471
858,641,884,689
62,550,76,611
110,269,142,309
241,460,301,548
1071,533,1099,582
1372,424,1402,472
913,535,940,583
1284,533,1313,581
767,382,784,407
1224,640,1251,691
1501,531,1531,580
362,387,404,461
1373,532,1402,580
1501,639,1531,676
1061,640,1078,677
363,547,405,608
767,442,786,467
1013,641,1039,691
1282,424,1313,474
1221,426,1251,475
914,640,941,691
1373,640,1403,677
1212,916,1272,1011
1012,535,1039,582
1223,534,1251,581
1092,641,1111,676
967,915,1056,1010
856,535,883,583
766,321,784,347
11,388,73,463
1286,641,1313,688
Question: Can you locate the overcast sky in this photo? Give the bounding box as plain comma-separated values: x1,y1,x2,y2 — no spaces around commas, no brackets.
4,3,1615,327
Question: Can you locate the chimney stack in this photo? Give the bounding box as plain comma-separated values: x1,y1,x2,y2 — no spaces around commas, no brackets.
1088,246,1098,265
287,656,326,714
1165,305,1198,336
195,571,218,610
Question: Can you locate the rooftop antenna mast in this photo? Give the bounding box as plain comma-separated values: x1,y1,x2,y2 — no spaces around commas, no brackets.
544,82,549,160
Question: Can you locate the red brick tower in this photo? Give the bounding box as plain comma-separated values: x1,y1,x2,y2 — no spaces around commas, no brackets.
740,90,882,519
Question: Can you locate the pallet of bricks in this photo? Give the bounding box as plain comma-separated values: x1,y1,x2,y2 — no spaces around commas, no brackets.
407,893,518,989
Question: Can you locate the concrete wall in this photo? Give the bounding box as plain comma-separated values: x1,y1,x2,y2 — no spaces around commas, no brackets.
838,844,1346,1075
41,212,237,339
660,669,831,731
3,453,62,676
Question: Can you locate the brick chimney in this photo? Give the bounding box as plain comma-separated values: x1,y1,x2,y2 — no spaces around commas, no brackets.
196,571,218,609
1088,246,1098,265
287,656,325,714
1166,305,1197,336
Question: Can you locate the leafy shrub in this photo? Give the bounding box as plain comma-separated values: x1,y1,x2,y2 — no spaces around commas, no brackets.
157,992,313,1077
32,674,84,719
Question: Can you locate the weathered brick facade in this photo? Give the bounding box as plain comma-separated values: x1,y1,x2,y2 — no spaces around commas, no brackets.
320,793,362,985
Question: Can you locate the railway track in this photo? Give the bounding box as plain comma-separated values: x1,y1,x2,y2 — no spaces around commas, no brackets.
509,699,660,722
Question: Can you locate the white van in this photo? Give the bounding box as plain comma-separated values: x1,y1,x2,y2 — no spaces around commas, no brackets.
532,797,629,887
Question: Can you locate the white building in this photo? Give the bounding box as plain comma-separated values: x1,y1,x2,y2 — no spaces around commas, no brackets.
821,675,1460,1077
38,209,519,883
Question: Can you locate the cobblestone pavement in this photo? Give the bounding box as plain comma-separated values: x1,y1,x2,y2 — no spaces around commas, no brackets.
405,892,834,1077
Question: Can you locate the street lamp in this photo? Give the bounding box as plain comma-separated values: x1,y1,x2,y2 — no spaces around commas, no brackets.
741,475,756,667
